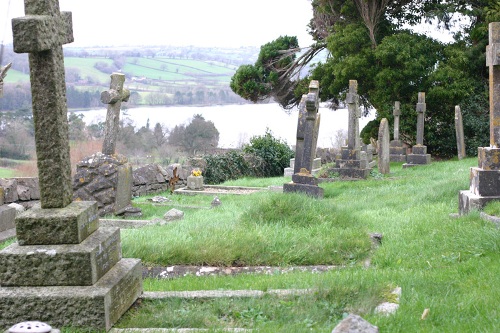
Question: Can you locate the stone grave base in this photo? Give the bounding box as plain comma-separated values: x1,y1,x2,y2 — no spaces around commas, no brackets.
283,182,324,198
458,190,500,215
390,154,407,162
174,185,264,196
0,258,142,331
328,167,371,179
284,158,321,177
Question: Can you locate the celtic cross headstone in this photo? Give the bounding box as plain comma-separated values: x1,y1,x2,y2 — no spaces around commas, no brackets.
0,63,12,98
102,73,130,155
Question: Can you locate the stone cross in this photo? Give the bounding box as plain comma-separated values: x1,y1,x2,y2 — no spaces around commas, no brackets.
301,80,320,173
0,63,12,98
346,80,360,150
455,105,466,160
12,0,74,209
378,118,390,174
486,22,500,147
293,94,307,174
393,101,401,141
416,92,426,145
101,73,130,155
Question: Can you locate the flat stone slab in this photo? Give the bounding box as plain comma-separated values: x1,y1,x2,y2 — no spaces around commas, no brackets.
15,201,99,245
143,288,314,299
174,185,265,196
0,205,16,232
0,258,142,331
0,227,121,286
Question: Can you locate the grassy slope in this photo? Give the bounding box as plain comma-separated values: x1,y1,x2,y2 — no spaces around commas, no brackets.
116,157,500,332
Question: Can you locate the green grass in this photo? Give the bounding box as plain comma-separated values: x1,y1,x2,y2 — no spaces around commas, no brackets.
0,167,17,178
64,57,114,83
3,69,29,83
111,157,500,332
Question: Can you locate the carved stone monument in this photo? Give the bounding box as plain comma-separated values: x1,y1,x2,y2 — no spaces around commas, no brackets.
0,62,12,98
283,80,324,198
459,22,500,214
389,101,407,162
73,73,135,217
455,105,466,160
378,118,390,174
403,92,431,168
329,80,371,178
0,1,142,330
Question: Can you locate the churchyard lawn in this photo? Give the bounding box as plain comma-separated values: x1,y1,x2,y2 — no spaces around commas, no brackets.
2,157,500,331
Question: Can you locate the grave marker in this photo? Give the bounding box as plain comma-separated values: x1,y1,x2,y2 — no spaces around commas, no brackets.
102,73,130,155
403,92,431,167
459,22,500,214
390,101,407,162
0,1,142,329
455,105,466,160
283,80,323,198
378,118,390,174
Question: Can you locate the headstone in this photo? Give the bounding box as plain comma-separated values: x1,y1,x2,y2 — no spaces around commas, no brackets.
0,63,12,98
389,101,407,162
102,73,130,155
378,118,390,174
455,105,466,160
459,22,500,214
329,80,371,178
403,92,431,167
0,1,142,330
163,208,184,221
331,314,379,333
283,80,324,198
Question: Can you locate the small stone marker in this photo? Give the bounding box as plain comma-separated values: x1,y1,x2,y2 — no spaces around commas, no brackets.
331,314,379,333
329,80,371,178
390,101,407,162
0,1,142,330
403,92,431,167
455,105,466,160
163,208,184,221
0,62,12,98
459,22,500,214
378,118,390,174
102,73,130,155
283,80,323,198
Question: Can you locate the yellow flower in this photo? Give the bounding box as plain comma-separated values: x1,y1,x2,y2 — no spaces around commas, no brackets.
191,169,202,177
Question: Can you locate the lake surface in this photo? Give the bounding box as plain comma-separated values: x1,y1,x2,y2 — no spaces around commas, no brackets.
75,103,375,149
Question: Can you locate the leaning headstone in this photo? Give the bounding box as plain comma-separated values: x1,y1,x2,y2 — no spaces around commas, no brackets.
403,92,431,168
0,1,142,330
459,22,500,214
455,105,466,160
378,118,390,174
331,314,379,333
283,80,324,198
329,80,371,178
389,101,407,162
0,62,12,98
73,73,134,216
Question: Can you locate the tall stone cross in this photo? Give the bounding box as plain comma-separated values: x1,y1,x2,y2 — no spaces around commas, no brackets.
302,80,320,173
12,0,74,209
416,92,426,145
487,22,500,147
0,63,12,98
393,101,401,141
346,80,360,150
102,73,130,155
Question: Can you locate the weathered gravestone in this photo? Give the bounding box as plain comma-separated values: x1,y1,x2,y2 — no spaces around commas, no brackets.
389,101,407,162
0,1,142,330
283,80,324,198
378,118,390,174
0,62,12,98
403,92,431,168
459,22,500,214
73,73,136,217
329,80,371,178
455,105,466,160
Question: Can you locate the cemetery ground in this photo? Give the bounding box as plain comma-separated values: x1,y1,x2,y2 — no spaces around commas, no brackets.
2,157,500,332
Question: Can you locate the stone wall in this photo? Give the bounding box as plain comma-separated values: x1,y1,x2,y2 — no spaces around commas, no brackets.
0,178,40,209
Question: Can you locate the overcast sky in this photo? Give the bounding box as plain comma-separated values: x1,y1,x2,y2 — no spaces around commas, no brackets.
0,0,315,48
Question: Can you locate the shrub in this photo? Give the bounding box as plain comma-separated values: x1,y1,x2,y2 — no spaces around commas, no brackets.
203,150,249,184
242,129,294,177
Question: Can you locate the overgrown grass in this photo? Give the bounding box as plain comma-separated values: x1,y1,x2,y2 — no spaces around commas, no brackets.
112,157,500,332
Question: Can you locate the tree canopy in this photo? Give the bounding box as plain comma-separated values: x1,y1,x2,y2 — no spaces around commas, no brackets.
231,0,500,157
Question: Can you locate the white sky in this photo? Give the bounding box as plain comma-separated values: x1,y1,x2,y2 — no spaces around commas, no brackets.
0,0,315,48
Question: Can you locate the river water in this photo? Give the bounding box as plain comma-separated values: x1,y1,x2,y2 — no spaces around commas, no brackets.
75,103,375,149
